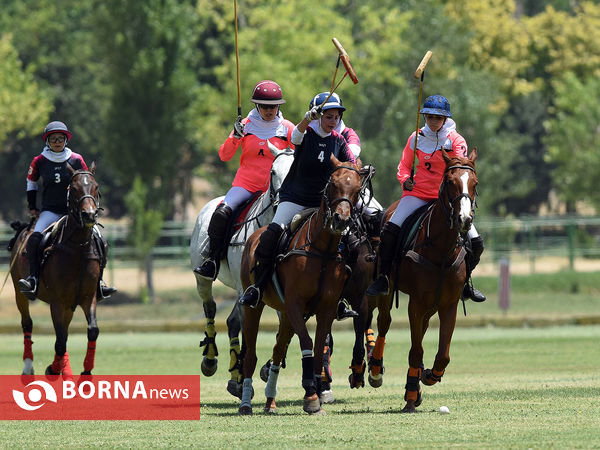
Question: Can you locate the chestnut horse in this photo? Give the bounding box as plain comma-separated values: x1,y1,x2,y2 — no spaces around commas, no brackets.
10,163,102,378
239,156,363,415
367,148,478,412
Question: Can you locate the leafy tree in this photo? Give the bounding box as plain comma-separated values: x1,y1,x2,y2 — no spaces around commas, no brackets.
544,72,600,210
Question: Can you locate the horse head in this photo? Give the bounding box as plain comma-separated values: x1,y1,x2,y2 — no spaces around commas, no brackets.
267,139,294,194
441,148,478,233
67,161,100,229
324,155,363,233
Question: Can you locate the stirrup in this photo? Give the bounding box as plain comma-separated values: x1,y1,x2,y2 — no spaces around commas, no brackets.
366,275,389,296
239,285,261,308
336,300,358,321
18,276,38,301
193,259,218,281
100,280,117,299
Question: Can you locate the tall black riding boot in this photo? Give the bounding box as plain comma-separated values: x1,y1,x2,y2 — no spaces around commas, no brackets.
195,203,233,280
18,231,43,300
239,223,283,307
366,222,402,296
463,235,486,302
92,230,117,299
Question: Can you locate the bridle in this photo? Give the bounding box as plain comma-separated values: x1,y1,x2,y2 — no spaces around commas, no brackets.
438,164,477,230
321,165,361,224
67,171,100,228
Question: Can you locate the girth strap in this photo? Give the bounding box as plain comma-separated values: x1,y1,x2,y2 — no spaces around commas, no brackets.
405,247,466,273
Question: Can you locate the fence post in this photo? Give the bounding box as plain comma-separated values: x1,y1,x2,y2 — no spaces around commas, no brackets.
567,222,576,271
498,258,510,314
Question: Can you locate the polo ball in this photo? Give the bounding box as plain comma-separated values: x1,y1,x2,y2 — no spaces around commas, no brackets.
438,406,450,414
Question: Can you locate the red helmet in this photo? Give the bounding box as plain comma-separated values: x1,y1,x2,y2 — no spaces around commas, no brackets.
42,121,72,142
251,80,285,105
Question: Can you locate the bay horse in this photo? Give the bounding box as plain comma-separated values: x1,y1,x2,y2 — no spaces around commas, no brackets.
10,163,102,378
189,141,293,396
367,148,478,412
239,155,364,415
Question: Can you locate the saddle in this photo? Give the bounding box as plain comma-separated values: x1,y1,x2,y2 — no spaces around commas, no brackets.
393,202,435,261
275,208,319,258
217,191,262,260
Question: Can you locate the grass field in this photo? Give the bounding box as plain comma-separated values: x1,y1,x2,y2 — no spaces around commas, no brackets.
1,326,599,448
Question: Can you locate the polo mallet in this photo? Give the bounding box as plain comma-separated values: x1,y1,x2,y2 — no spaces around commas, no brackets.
321,38,359,106
410,50,433,181
234,0,242,119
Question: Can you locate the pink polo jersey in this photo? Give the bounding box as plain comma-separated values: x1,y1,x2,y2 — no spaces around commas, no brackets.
397,124,467,201
218,118,295,193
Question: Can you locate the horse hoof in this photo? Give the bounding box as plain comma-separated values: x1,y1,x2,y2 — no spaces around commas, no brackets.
227,379,243,399
303,394,321,414
320,389,334,404
201,357,218,377
368,373,383,388
348,373,365,389
401,404,418,413
238,404,253,415
45,365,60,381
263,398,277,414
259,360,271,382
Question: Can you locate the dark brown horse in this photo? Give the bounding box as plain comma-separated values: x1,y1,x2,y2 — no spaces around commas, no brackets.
239,156,364,415
367,148,479,412
10,163,102,379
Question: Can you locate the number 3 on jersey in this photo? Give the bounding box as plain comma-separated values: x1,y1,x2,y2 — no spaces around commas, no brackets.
318,150,324,162
54,173,61,183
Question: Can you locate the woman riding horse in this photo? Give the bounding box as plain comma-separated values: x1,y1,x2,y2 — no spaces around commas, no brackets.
368,95,485,301
18,121,115,301
11,161,104,378
238,95,360,415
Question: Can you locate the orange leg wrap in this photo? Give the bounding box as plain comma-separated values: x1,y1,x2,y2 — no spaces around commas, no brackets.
370,337,386,376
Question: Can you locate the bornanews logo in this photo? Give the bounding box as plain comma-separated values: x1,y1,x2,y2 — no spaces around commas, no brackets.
1,375,200,420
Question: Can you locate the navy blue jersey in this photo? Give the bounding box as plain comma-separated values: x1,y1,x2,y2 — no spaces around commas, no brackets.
27,152,88,214
279,127,355,207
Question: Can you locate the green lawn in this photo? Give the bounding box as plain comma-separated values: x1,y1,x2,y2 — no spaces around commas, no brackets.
1,326,599,448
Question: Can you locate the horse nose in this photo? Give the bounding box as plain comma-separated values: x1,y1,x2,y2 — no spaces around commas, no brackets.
82,210,97,227
333,211,351,231
458,214,473,233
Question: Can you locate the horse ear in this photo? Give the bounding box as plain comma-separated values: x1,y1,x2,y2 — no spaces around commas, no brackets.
90,161,96,174
329,153,342,167
469,147,478,163
441,148,451,164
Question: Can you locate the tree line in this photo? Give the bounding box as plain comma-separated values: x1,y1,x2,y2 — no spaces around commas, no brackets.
1,0,599,226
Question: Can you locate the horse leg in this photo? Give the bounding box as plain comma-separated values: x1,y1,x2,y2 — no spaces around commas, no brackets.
81,300,100,376
47,302,74,379
368,293,392,388
311,309,336,415
365,303,376,358
196,277,218,376
285,300,320,414
226,301,243,399
320,332,335,403
402,296,429,413
16,293,34,375
348,297,368,389
422,303,457,387
264,314,294,414
239,302,264,415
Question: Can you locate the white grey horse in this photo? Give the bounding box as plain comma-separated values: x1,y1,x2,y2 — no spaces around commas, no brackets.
190,141,293,397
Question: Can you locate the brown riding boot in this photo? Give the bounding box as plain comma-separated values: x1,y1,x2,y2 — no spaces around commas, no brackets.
366,222,402,296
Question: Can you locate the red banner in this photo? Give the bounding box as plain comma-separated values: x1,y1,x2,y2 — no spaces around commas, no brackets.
0,375,200,420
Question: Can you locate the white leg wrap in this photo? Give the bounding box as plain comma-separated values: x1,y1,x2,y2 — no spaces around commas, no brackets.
264,364,280,398
23,358,34,375
241,378,253,406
